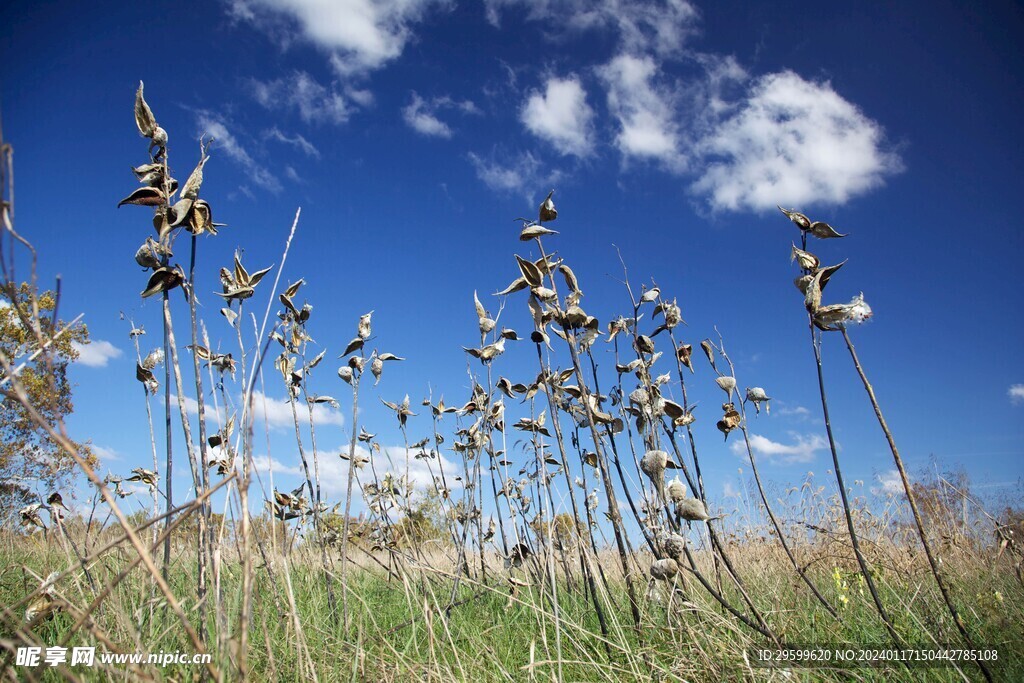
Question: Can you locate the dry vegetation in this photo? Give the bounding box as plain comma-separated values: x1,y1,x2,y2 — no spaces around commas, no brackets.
0,83,1022,682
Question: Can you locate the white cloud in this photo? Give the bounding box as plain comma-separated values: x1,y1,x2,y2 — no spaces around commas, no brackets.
598,54,684,169
90,444,121,463
252,390,344,429
520,76,595,157
776,404,811,419
403,93,452,138
252,454,303,477
194,111,282,193
1009,384,1024,405
230,0,449,76
732,432,828,464
71,340,122,368
402,92,479,138
256,445,463,500
467,150,562,199
167,394,201,416
872,469,903,496
265,127,321,158
251,71,352,125
485,0,699,58
693,70,902,212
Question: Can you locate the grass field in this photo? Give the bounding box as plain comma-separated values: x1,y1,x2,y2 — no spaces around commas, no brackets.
3,495,1021,681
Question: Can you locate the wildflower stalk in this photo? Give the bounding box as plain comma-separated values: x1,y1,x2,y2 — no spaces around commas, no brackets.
809,324,904,648
127,318,161,548
530,335,612,643
791,223,905,650
338,346,365,630
714,334,840,619
161,294,207,635
841,326,993,682
185,229,212,643
527,234,644,634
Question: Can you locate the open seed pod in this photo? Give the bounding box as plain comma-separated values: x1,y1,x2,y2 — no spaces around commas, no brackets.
716,402,741,440
663,532,686,559
538,190,557,222
675,496,714,522
520,223,558,240
791,244,819,271
650,558,679,581
813,293,873,330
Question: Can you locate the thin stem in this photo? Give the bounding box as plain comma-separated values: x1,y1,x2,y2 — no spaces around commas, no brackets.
841,327,992,682
809,324,904,649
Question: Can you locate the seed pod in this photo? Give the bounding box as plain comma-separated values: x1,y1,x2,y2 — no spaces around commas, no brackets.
141,265,185,298
675,496,714,522
666,476,686,504
520,224,558,240
676,343,694,373
650,558,679,581
744,387,772,415
358,312,373,340
134,236,169,270
700,340,716,371
634,335,655,355
515,255,543,288
813,293,873,329
118,187,164,208
134,81,158,139
715,375,736,396
791,244,819,271
663,532,686,559
716,403,741,440
778,206,811,231
808,221,847,239
538,190,557,222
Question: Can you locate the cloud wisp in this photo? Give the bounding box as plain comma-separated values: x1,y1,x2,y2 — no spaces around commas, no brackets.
402,93,479,139
193,110,283,193
72,340,122,368
732,432,829,464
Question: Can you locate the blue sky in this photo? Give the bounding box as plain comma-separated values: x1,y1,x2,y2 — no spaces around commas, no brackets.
1,0,1022,522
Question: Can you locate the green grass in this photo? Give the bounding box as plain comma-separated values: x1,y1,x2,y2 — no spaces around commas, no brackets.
2,532,1021,682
